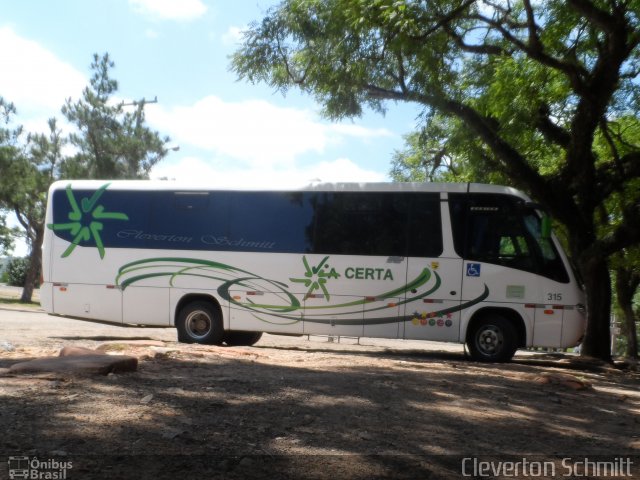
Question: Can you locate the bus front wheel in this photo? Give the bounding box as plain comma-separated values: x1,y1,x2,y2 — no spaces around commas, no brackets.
177,301,224,345
467,315,518,362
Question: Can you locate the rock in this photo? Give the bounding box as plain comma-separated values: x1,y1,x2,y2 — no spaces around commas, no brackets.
150,347,179,358
9,354,138,376
533,373,592,390
96,340,166,351
161,428,185,439
1,341,15,352
238,457,255,468
59,346,103,357
140,394,154,404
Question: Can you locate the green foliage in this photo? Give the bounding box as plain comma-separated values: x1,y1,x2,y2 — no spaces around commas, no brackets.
61,53,169,179
389,114,506,184
232,0,640,233
0,52,170,302
0,118,62,242
0,214,14,255
5,257,32,288
233,0,640,360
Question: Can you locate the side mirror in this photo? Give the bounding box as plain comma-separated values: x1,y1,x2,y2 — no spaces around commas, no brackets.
524,202,552,239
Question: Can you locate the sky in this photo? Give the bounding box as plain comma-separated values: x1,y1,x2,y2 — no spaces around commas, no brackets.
0,0,423,256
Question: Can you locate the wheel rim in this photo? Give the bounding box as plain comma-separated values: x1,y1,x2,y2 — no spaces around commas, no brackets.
185,310,212,339
476,324,504,356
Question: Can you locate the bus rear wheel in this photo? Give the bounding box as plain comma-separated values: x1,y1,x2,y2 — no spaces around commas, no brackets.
467,314,518,362
177,301,224,345
223,331,263,346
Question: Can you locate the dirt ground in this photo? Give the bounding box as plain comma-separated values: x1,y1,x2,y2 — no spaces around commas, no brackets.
0,298,639,479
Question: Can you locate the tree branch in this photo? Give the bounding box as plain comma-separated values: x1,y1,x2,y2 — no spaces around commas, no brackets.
523,0,542,51
443,24,508,56
536,104,571,147
567,0,618,33
364,83,581,224
409,0,477,42
591,202,640,258
472,13,588,94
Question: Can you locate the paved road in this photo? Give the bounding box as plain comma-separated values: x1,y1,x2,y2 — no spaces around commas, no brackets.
0,282,464,353
0,307,177,350
0,283,175,349
0,305,473,356
0,284,553,358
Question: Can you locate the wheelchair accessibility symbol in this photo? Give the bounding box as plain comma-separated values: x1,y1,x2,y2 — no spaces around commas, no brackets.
466,263,481,277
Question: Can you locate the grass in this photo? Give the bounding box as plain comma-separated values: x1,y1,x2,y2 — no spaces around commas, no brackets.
0,296,41,308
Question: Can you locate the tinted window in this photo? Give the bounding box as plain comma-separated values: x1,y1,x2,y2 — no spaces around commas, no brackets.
407,193,442,257
148,191,314,253
449,193,569,282
313,192,408,256
51,186,442,257
51,187,152,250
311,192,441,257
226,192,314,253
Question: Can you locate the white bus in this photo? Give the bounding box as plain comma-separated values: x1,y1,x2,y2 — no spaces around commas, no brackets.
41,180,585,361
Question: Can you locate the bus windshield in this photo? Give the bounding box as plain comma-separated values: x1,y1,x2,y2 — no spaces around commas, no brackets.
449,193,570,283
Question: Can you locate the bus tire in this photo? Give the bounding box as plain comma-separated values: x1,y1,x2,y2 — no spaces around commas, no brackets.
177,301,224,345
467,314,518,362
223,331,263,347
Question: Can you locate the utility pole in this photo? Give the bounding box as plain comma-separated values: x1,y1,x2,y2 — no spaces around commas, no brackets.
120,96,158,108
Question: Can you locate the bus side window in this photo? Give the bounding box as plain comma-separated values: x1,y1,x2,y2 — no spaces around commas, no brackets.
312,192,409,256
407,193,443,258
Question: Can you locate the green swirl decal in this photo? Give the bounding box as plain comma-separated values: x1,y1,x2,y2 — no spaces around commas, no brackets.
116,256,489,327
47,183,129,259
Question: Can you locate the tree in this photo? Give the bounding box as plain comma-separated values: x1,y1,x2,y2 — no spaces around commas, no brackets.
389,114,502,183
0,215,13,256
5,257,34,289
232,0,640,361
0,100,16,256
613,248,640,358
0,117,66,302
0,98,23,259
62,53,168,179
0,53,169,302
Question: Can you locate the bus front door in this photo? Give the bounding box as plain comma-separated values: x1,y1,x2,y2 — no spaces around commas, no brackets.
402,258,463,342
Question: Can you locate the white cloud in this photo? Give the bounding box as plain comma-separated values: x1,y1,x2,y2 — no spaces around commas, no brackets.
145,28,160,39
146,96,393,167
221,25,244,46
0,26,86,115
129,0,207,21
150,156,386,189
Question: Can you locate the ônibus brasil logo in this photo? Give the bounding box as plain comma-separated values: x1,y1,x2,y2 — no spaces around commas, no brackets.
47,183,129,259
290,255,340,301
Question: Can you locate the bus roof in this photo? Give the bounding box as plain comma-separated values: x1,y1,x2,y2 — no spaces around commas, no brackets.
48,179,530,201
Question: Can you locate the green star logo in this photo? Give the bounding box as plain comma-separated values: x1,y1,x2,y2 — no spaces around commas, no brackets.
47,183,129,259
290,255,340,300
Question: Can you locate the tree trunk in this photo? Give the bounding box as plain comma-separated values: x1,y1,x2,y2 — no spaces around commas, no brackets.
20,226,43,303
578,253,612,362
615,266,639,359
